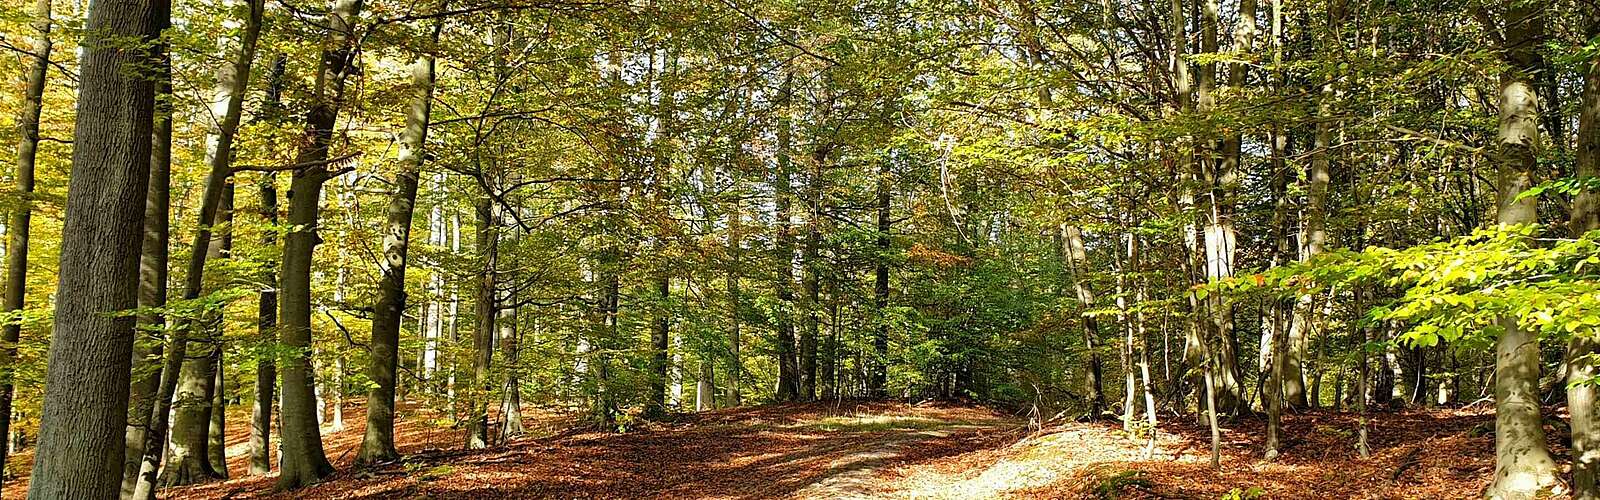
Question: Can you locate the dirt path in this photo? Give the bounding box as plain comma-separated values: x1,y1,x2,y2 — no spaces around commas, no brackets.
4,401,1503,499
150,401,1020,499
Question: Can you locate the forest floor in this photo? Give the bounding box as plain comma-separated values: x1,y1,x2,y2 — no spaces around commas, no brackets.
0,399,1514,499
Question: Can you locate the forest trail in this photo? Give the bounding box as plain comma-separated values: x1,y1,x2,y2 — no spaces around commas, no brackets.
1,401,1503,499
152,401,1023,499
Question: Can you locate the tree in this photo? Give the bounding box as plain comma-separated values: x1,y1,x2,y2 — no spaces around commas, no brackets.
1484,1,1558,496
1570,4,1600,498
26,0,162,496
0,0,50,489
357,8,442,465
277,0,365,489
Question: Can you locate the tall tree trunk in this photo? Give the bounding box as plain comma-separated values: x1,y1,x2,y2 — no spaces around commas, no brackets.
1264,0,1289,459
465,195,496,448
499,305,524,439
26,0,161,496
1195,0,1243,414
1570,6,1600,499
726,192,744,406
121,3,166,496
165,2,262,479
800,147,827,402
250,53,287,476
277,0,364,489
869,155,891,398
209,344,228,477
1286,1,1340,411
1062,225,1105,417
1485,2,1558,497
356,12,440,464
0,0,48,490
773,72,800,402
650,276,671,413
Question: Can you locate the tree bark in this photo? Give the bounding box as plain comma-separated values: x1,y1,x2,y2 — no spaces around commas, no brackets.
1286,1,1340,411
277,0,364,490
465,195,496,448
250,53,287,477
869,154,891,398
498,305,524,439
27,0,161,496
0,0,48,490
773,72,800,402
209,347,228,477
123,40,167,500
800,147,827,402
356,13,440,464
1485,2,1558,497
726,188,744,406
1570,6,1600,499
1195,0,1243,415
163,0,262,477
1062,225,1105,417
1570,3,1600,496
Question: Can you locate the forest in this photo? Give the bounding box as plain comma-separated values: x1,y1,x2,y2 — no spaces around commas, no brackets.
0,0,1597,498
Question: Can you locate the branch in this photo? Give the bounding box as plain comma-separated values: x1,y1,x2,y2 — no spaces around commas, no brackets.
714,0,838,66
1382,124,1504,163
231,152,362,174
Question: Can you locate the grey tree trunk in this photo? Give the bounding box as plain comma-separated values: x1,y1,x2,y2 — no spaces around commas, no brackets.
499,305,524,439
726,192,744,406
209,346,228,477
869,144,891,398
465,196,496,449
799,147,826,402
1063,225,1105,417
3,0,49,490
356,14,439,464
1194,0,1243,415
122,14,165,496
163,189,232,486
773,72,800,402
1570,6,1600,499
250,53,287,477
1264,0,1288,460
162,0,261,478
1286,1,1338,410
26,0,161,496
1485,2,1558,497
277,0,365,490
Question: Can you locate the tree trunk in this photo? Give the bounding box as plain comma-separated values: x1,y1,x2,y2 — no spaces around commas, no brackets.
250,53,287,476
726,190,744,406
1287,1,1337,411
0,0,48,490
773,72,800,402
210,350,228,478
122,3,165,496
1485,2,1558,497
1195,0,1244,415
870,155,891,398
356,13,439,464
26,0,161,496
1063,225,1105,417
1570,6,1600,499
465,196,496,448
499,305,524,439
1264,0,1288,458
277,0,364,489
650,276,671,414
165,182,234,486
800,147,827,402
